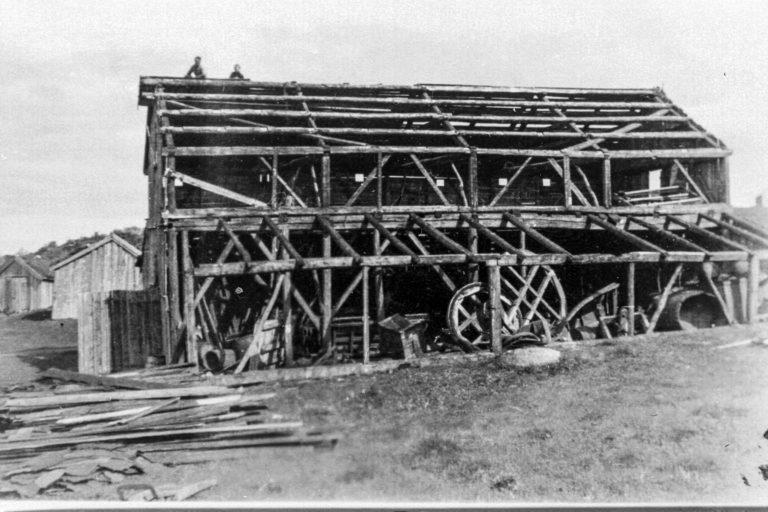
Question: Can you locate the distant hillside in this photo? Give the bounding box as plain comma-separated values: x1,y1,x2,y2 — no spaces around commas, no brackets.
8,227,144,268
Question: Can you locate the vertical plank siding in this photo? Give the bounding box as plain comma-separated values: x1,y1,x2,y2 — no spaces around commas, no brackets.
53,240,143,319
0,259,53,314
77,288,162,375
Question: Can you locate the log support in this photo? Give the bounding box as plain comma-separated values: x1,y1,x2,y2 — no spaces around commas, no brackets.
748,254,760,323
487,261,502,354
626,262,636,336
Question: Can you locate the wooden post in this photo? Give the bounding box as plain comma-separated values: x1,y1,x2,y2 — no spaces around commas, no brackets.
747,254,760,323
281,228,293,366
373,229,385,322
321,153,333,355
468,151,479,281
270,152,278,207
362,266,370,364
647,263,683,334
158,228,170,366
166,156,177,214
626,262,635,336
376,152,383,210
167,227,180,363
488,261,502,354
603,157,612,208
563,157,572,208
180,230,197,368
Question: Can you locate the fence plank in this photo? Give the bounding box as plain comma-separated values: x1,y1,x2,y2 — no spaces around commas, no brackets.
77,289,163,375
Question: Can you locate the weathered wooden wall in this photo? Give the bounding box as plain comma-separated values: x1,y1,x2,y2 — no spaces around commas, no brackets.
77,288,162,375
0,260,53,314
53,241,142,319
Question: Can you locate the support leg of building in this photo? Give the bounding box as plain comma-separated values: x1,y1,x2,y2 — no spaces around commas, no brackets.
487,261,502,354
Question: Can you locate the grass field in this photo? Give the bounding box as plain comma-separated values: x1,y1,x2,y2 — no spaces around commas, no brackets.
147,324,768,503
2,314,767,502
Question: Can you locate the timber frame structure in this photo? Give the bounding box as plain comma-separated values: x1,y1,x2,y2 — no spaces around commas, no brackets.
138,77,768,370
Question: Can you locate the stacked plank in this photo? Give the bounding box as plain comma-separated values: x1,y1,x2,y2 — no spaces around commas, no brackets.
0,372,336,498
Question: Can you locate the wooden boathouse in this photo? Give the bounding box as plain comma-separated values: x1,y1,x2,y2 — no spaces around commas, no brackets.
51,233,143,319
0,255,54,314
136,77,768,372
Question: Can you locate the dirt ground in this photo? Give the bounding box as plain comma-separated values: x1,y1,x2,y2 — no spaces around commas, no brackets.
2,313,768,503
0,313,77,387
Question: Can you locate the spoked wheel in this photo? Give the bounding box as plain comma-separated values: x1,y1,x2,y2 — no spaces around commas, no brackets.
447,282,521,348
447,265,568,348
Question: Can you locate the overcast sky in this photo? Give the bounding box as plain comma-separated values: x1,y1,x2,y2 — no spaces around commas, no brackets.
1,0,766,254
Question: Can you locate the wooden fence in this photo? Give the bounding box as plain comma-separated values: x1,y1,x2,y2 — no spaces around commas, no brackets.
77,288,163,374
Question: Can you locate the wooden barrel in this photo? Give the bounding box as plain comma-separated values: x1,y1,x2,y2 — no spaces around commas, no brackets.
656,289,727,331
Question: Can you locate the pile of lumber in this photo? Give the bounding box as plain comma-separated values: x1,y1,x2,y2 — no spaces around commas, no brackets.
0,370,337,499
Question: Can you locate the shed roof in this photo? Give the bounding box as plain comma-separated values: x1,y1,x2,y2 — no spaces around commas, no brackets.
138,77,729,160
0,255,53,281
51,233,141,271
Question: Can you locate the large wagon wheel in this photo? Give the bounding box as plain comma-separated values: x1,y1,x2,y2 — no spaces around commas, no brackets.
447,265,567,348
447,282,521,349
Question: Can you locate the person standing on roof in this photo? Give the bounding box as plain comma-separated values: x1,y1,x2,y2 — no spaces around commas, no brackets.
229,64,245,79
185,56,207,79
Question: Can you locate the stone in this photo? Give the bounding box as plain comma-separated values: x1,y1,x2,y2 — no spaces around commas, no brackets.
504,347,562,368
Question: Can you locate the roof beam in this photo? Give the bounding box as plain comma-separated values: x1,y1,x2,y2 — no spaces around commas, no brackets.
157,109,691,124
586,214,668,255
168,146,731,159
147,92,671,109
161,125,706,140
502,213,573,256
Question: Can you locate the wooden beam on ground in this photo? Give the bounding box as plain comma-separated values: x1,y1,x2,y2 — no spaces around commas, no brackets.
586,215,667,255
168,171,268,208
40,368,174,390
502,213,573,256
316,215,364,264
647,263,684,334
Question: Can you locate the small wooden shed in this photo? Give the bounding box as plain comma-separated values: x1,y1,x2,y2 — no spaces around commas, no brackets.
51,233,143,319
0,255,53,314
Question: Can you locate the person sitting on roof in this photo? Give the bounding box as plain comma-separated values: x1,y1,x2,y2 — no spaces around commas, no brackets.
229,64,245,79
185,56,207,79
